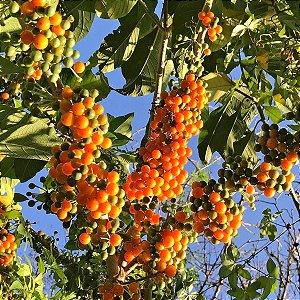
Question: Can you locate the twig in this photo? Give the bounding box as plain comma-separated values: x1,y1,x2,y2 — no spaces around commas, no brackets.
138,0,163,31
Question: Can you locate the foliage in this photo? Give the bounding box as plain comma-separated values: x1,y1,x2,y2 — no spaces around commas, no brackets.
0,0,299,299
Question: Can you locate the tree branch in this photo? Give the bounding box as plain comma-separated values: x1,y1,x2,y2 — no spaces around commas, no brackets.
151,0,171,114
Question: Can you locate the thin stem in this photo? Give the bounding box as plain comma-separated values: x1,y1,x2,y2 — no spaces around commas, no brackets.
138,0,163,31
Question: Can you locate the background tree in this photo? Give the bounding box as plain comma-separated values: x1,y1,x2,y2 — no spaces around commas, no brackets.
0,0,299,299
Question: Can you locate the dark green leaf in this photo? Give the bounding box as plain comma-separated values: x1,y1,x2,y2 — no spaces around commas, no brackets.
95,0,137,19
117,28,162,96
234,130,257,162
14,158,46,182
238,268,252,280
108,113,133,138
198,101,247,162
0,157,18,179
14,193,28,203
228,269,238,288
219,265,234,278
89,1,157,72
0,56,23,75
266,258,277,277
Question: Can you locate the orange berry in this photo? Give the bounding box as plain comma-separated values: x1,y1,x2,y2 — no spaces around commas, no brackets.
73,62,86,74
33,34,48,50
49,12,62,26
37,17,51,30
204,48,211,56
20,30,34,45
79,232,91,245
21,1,36,15
110,234,122,247
165,265,177,277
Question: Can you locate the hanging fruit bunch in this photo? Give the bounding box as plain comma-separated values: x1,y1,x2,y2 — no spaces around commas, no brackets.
5,0,83,82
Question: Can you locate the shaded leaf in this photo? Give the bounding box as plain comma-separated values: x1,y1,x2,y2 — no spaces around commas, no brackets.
117,28,162,96
202,73,235,102
0,56,23,75
95,0,137,19
234,130,257,162
14,158,46,183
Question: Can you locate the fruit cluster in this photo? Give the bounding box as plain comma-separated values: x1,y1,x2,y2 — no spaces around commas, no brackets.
198,11,224,43
99,281,141,300
190,180,243,244
6,0,84,81
124,73,206,202
0,229,17,267
254,123,298,196
48,86,126,248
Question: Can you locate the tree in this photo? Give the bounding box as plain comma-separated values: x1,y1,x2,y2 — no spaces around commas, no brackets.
0,0,299,299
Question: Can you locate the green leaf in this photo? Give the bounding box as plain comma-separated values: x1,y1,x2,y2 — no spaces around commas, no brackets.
38,257,45,274
266,258,277,277
219,265,234,278
263,106,283,124
17,264,31,277
69,10,95,42
0,56,23,75
64,0,97,13
108,113,133,138
89,1,157,72
3,210,22,220
14,193,28,202
10,280,24,290
14,158,46,182
238,268,252,280
198,101,247,162
60,69,110,99
228,270,238,288
0,109,61,161
95,0,138,19
233,130,257,162
89,21,140,73
0,16,21,34
202,73,235,102
117,28,162,96
0,177,19,195
0,157,18,179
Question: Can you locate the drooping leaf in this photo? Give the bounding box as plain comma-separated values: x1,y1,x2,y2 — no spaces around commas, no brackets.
0,56,23,75
14,158,46,183
198,101,249,162
64,1,95,42
0,107,61,161
117,28,163,96
234,130,257,162
95,0,138,19
60,69,110,99
202,72,235,102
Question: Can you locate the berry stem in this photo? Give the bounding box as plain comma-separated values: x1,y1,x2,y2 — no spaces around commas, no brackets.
289,186,300,218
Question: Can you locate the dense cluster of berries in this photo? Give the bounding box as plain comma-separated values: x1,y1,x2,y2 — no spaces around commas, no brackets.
48,86,126,248
190,180,243,244
0,229,17,267
254,123,299,196
0,78,21,104
99,281,141,300
124,74,206,202
5,0,84,81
